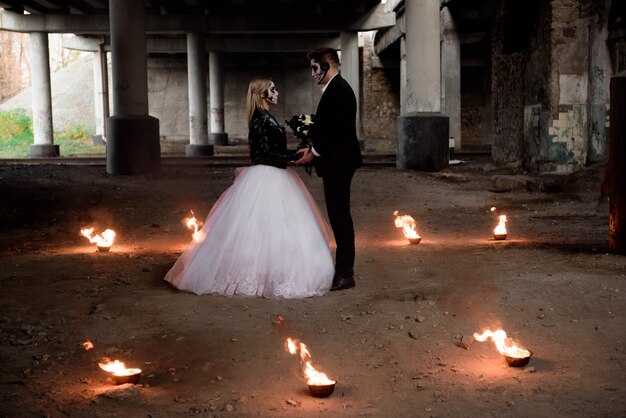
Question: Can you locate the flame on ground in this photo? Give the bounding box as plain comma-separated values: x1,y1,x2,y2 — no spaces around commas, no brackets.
393,210,420,239
184,212,203,242
80,227,116,248
286,337,335,386
473,329,530,358
98,359,141,376
82,340,94,350
494,215,507,236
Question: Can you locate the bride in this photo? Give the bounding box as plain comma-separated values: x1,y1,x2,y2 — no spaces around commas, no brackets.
164,77,335,298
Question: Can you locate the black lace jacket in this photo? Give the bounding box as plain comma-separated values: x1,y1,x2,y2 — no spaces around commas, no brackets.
249,110,299,169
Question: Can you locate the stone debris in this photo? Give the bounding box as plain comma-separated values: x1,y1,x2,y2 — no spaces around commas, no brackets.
97,384,140,400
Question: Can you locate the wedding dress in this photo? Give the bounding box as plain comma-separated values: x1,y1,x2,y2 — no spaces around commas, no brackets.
165,111,334,298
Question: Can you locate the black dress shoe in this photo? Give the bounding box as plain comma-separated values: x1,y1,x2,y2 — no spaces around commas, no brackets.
330,275,355,291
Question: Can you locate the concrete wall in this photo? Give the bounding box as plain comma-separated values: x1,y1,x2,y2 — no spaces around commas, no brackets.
619,40,626,72
222,53,321,142
150,46,401,145
492,0,612,173
148,52,321,144
491,0,552,166
147,57,189,142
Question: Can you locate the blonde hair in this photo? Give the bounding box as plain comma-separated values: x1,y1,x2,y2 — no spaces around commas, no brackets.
246,78,272,128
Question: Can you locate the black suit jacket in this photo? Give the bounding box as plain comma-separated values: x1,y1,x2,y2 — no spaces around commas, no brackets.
310,75,363,177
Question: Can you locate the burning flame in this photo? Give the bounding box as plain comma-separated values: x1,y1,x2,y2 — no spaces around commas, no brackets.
80,227,116,248
98,359,141,377
473,329,530,358
393,210,420,239
494,215,507,236
83,340,94,351
184,212,203,242
286,337,335,386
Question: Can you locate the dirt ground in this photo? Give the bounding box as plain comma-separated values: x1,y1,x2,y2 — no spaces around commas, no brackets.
0,156,624,418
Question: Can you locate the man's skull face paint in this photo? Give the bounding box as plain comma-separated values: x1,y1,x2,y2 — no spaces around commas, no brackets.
264,83,278,104
310,60,327,85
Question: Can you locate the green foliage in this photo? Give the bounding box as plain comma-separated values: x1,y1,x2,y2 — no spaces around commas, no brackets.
375,142,391,152
56,122,92,141
0,110,104,158
0,109,33,157
0,108,32,141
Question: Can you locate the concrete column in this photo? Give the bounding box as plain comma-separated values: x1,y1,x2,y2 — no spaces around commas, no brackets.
209,51,228,145
441,5,461,151
29,32,58,157
405,0,441,113
186,33,213,156
110,0,148,117
396,0,449,172
106,0,160,174
340,31,362,145
92,44,109,145
400,36,407,115
588,16,610,163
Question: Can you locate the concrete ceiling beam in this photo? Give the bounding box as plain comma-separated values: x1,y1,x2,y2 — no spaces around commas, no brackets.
347,3,396,31
62,34,340,53
0,8,395,34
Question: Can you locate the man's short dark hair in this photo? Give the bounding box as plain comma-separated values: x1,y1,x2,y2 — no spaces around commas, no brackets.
307,47,339,66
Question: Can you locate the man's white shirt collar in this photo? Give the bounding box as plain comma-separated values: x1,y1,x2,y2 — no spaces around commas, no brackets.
322,73,339,93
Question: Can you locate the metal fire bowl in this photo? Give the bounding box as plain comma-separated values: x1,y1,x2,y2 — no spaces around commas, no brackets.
408,237,422,245
505,351,532,367
113,371,142,385
97,245,111,252
493,234,507,241
308,382,336,398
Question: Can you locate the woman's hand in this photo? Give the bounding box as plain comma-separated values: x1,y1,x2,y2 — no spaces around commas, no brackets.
294,147,314,164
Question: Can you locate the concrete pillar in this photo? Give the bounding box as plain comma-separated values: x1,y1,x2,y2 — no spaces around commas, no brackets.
340,31,363,147
186,33,213,156
400,36,407,115
209,51,228,145
588,16,610,163
405,0,440,113
397,0,449,171
441,5,461,152
92,44,109,145
29,32,59,158
106,0,160,175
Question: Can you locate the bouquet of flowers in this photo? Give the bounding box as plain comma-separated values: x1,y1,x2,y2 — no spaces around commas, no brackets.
285,114,315,149
285,114,315,174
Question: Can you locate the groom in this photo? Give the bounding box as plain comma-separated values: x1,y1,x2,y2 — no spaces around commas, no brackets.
296,47,363,291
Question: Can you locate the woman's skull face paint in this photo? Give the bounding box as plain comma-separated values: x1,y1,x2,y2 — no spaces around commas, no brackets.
264,82,279,104
310,60,327,85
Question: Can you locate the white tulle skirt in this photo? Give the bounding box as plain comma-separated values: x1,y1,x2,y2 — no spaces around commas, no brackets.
165,165,335,299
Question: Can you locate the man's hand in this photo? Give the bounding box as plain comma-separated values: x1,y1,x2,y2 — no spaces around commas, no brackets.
294,147,315,164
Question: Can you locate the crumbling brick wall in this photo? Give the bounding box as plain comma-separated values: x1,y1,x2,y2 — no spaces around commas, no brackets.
361,35,400,144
